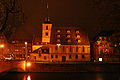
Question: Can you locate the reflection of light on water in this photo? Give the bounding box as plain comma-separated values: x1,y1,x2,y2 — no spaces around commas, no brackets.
23,75,31,80
27,75,31,80
96,73,103,80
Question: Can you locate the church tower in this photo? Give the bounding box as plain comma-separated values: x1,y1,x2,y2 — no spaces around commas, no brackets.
42,1,52,43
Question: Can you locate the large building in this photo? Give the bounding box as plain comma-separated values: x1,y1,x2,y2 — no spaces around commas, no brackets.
93,31,120,62
30,21,90,62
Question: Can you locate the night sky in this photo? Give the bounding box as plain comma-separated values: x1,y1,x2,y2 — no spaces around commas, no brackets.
12,0,120,41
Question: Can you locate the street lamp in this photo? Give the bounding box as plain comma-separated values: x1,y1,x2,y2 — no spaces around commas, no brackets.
0,44,4,59
25,42,28,60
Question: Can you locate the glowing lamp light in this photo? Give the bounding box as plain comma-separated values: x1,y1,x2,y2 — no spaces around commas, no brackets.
57,44,61,47
27,62,31,67
25,42,27,45
27,75,31,80
99,58,102,62
0,44,4,48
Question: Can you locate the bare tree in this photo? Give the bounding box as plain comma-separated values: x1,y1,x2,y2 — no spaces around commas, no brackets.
0,0,25,38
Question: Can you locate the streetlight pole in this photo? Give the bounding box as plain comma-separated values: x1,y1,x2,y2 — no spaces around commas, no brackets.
0,44,4,60
25,42,28,60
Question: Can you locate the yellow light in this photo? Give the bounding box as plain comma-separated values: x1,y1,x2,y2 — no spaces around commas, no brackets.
25,42,27,45
27,62,31,67
27,75,31,80
0,44,4,48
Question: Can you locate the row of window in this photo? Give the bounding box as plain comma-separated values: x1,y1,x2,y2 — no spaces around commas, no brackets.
57,39,81,43
57,29,80,34
57,34,80,38
43,55,85,60
54,46,85,52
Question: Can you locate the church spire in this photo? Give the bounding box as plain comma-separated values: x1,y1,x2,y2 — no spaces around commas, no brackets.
45,0,50,22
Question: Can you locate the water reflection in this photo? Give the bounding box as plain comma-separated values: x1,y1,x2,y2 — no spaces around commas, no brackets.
23,75,31,80
0,72,120,80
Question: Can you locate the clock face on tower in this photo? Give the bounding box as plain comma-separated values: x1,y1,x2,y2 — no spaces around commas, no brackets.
0,2,6,29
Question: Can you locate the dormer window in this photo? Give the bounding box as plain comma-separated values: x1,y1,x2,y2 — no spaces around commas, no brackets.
76,35,80,38
67,30,70,33
46,26,48,30
67,35,70,38
76,30,79,33
57,39,60,42
57,35,60,38
68,39,71,43
57,30,61,33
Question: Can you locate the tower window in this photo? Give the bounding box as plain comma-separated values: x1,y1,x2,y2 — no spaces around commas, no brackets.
46,32,48,36
78,40,81,43
76,35,80,38
67,35,70,38
57,39,60,42
46,26,48,30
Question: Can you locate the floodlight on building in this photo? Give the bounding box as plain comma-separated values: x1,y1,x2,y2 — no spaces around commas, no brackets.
99,58,102,62
27,62,31,67
0,44,4,48
25,42,27,45
57,44,61,47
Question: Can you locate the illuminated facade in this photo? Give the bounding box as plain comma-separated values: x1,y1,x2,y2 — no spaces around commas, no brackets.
93,31,120,62
31,22,90,62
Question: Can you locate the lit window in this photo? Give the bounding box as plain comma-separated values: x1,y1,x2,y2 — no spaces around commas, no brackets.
99,37,102,41
104,37,107,40
99,58,102,61
78,40,81,43
46,32,48,36
76,30,79,33
57,39,60,42
46,26,48,30
67,35,70,38
67,30,70,33
68,39,71,43
57,30,61,33
57,35,60,38
76,35,80,38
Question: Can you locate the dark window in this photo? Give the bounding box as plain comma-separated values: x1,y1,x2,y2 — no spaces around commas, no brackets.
51,55,53,58
63,46,65,52
76,55,78,59
55,46,58,52
100,49,103,54
46,32,48,36
44,56,46,60
55,55,58,58
100,43,102,46
82,55,84,58
76,47,78,52
70,46,72,52
46,26,48,30
82,46,85,52
76,39,78,42
69,55,72,59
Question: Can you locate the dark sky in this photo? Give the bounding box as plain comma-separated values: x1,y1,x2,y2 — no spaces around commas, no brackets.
13,0,120,41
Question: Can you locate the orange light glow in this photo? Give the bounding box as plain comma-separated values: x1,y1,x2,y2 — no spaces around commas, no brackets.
27,62,31,67
0,44,4,48
27,75,31,80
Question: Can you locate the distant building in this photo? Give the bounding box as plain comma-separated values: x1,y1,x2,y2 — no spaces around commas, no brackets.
0,32,10,59
30,21,90,62
93,31,120,62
